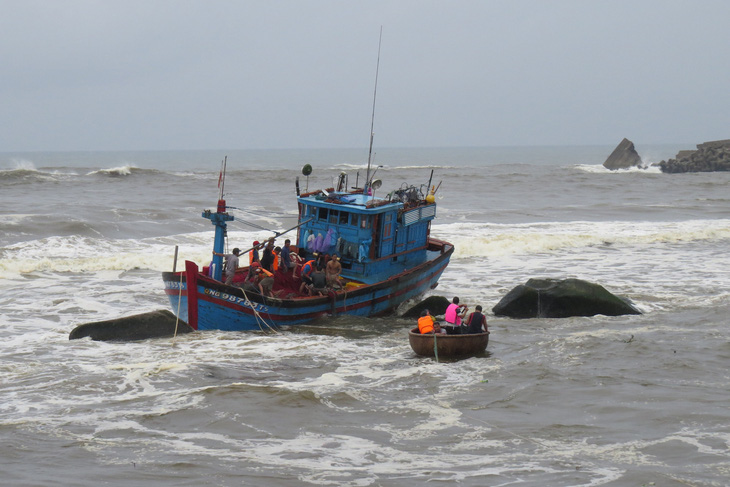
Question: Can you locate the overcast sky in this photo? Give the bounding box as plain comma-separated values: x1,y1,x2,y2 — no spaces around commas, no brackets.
2,0,729,151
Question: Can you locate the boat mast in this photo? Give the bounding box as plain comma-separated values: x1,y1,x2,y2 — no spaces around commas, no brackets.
206,156,234,281
364,27,383,196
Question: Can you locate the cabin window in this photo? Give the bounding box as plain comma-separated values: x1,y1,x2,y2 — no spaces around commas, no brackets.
329,210,339,224
350,214,359,226
361,216,371,229
339,211,349,225
318,207,328,221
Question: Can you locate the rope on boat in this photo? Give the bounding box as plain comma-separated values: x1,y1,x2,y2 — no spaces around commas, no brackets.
239,287,280,334
234,218,272,232
433,332,439,363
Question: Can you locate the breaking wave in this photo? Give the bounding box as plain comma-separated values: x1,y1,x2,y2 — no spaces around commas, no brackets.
0,160,78,184
574,164,662,174
433,219,730,258
86,165,162,177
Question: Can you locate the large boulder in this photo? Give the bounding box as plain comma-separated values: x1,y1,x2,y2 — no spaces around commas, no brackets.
603,138,643,170
659,139,730,173
401,295,451,319
492,278,641,319
69,309,194,341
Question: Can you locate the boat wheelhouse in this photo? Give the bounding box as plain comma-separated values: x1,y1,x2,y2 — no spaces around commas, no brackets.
295,185,438,285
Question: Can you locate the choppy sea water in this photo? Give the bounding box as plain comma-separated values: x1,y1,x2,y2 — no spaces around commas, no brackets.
1,146,728,486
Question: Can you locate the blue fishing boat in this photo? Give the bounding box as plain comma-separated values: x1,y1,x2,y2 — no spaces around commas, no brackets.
162,165,453,331
162,31,452,331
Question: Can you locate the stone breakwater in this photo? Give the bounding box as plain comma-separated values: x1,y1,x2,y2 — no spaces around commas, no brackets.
659,139,730,173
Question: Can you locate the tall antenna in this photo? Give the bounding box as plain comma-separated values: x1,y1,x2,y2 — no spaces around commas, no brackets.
364,26,383,196
218,155,227,201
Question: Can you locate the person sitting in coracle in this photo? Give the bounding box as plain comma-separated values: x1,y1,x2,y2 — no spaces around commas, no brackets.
463,305,489,334
418,309,445,335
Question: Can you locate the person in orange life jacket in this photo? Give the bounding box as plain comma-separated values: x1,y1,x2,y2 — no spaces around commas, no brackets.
212,248,241,286
418,309,445,335
444,296,468,333
272,246,281,272
249,240,261,266
254,266,275,297
463,305,489,334
241,262,260,292
298,254,317,294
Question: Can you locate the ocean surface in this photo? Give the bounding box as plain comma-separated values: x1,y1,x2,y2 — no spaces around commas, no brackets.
1,145,728,486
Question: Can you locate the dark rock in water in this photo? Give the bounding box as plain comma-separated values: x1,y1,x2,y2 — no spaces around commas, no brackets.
69,309,194,341
659,139,730,173
492,278,641,319
401,295,450,319
603,138,643,170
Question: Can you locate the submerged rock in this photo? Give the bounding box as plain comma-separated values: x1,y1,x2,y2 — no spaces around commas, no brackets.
69,309,194,341
603,138,643,170
492,278,641,319
401,295,450,319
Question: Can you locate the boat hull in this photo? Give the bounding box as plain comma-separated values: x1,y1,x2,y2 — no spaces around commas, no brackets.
408,327,489,357
163,239,453,331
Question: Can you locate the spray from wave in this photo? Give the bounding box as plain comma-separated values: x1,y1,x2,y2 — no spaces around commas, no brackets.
434,219,730,258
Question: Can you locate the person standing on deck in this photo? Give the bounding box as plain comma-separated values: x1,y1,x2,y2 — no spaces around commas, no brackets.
281,239,293,275
249,241,261,266
212,248,241,286
261,238,275,271
326,255,343,289
271,247,281,273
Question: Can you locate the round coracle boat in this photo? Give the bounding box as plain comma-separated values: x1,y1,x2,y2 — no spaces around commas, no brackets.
408,327,489,358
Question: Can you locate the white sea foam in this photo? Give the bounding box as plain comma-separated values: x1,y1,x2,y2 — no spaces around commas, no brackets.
433,219,730,258
86,165,136,176
575,163,661,174
0,213,36,225
10,158,37,171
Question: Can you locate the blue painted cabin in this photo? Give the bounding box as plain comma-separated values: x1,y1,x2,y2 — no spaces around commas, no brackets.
296,189,436,284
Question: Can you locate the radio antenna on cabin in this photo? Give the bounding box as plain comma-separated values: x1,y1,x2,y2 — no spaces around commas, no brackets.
363,26,383,196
